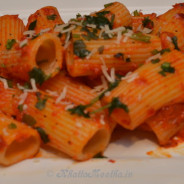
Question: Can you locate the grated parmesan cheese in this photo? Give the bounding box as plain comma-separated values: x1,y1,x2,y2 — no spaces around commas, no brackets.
65,103,75,110
23,30,36,39
166,36,172,42
45,90,58,96
121,72,139,83
90,75,108,94
19,39,28,48
55,87,67,104
76,121,82,128
145,53,162,63
40,28,51,34
18,91,28,105
86,48,97,59
100,115,105,125
2,128,9,136
30,78,38,92
100,57,115,83
0,78,9,89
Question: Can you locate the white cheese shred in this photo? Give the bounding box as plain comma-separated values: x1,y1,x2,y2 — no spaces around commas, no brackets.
55,87,67,104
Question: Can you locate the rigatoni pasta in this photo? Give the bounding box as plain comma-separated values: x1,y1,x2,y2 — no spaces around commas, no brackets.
2,1,184,166
0,80,111,161
0,112,40,166
103,50,184,130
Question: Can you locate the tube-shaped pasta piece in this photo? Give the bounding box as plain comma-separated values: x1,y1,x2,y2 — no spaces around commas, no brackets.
0,112,40,166
92,2,132,28
146,103,184,145
26,6,64,33
103,50,184,130
132,12,156,32
0,15,25,50
152,6,184,51
0,33,63,83
41,72,101,112
66,28,161,77
0,81,111,160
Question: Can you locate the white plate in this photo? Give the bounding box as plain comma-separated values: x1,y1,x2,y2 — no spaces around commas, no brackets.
0,1,184,184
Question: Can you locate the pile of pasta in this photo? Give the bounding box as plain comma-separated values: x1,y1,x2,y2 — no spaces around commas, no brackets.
1,2,184,166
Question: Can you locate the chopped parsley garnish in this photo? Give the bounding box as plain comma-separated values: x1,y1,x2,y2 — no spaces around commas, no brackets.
35,127,50,144
142,17,154,29
102,31,112,39
104,2,114,8
114,53,124,60
82,11,113,30
35,95,47,110
151,48,171,55
73,34,80,38
29,67,47,85
92,97,129,115
68,105,90,118
18,104,24,112
151,58,160,64
28,20,37,30
22,114,37,127
6,39,16,50
130,32,151,43
7,80,13,88
73,40,90,58
47,14,57,20
68,79,120,118
159,62,175,76
108,97,129,114
8,123,17,129
126,57,131,62
133,10,140,16
98,45,104,54
171,36,180,50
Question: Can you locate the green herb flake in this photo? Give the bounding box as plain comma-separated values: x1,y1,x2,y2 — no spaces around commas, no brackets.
108,97,129,114
73,40,90,58
6,39,16,50
68,105,90,118
18,104,24,112
22,114,37,127
1,64,6,68
7,80,13,88
47,14,57,20
29,67,47,85
104,2,114,8
133,10,140,16
171,36,180,50
114,53,124,60
8,123,17,129
35,96,47,110
151,48,171,55
130,32,151,43
102,31,112,40
82,12,113,30
126,57,131,62
28,20,37,30
159,62,175,76
73,34,80,38
35,127,50,144
98,45,104,54
142,17,154,29
151,58,160,64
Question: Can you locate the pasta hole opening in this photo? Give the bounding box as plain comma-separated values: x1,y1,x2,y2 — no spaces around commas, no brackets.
36,39,56,75
5,136,37,160
82,129,109,155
